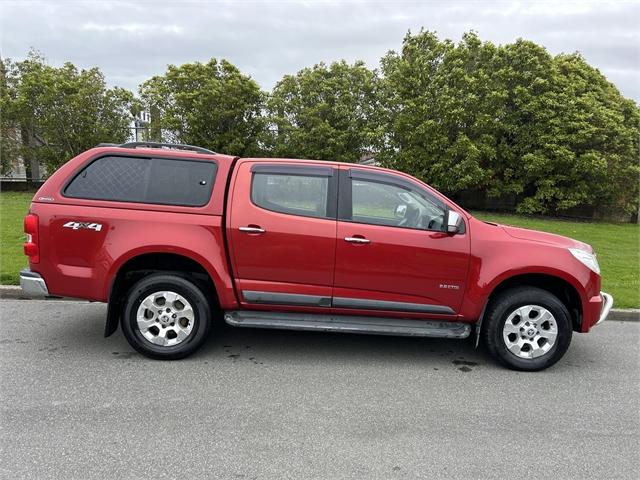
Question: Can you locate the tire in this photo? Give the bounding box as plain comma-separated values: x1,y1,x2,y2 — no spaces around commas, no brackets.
121,273,212,360
482,287,572,371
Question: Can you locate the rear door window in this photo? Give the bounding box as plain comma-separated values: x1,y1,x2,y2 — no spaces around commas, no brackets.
250,165,335,219
64,155,217,207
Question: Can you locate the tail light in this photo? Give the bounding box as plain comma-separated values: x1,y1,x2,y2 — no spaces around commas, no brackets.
23,213,39,264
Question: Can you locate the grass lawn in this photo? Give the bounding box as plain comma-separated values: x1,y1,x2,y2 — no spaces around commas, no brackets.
0,191,33,285
1,191,638,308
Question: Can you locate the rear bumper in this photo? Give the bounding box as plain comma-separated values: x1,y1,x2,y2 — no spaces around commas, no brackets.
596,291,614,326
19,268,49,297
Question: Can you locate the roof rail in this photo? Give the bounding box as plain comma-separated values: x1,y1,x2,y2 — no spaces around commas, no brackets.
97,141,216,155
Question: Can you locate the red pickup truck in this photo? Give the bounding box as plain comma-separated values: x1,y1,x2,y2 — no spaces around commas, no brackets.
20,142,613,370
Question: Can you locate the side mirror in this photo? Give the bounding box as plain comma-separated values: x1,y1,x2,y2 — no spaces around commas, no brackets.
446,210,463,235
395,204,407,219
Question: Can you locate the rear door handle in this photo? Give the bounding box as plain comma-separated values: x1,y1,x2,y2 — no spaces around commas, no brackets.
344,236,370,244
239,226,265,234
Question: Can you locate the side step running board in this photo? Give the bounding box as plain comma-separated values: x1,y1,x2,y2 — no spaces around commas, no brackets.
224,311,471,339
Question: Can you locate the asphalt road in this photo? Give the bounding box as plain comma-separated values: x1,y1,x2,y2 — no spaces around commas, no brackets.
1,300,638,480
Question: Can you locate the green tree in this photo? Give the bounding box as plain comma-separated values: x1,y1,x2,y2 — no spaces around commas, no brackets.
0,58,20,176
379,31,500,193
380,30,640,216
139,59,265,156
1,51,134,178
488,39,558,201
515,52,639,215
489,44,640,215
267,60,380,162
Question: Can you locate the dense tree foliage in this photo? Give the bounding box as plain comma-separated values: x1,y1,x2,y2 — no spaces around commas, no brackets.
266,60,380,163
380,30,639,215
1,34,637,218
139,59,265,156
379,32,497,193
0,60,20,176
0,51,134,177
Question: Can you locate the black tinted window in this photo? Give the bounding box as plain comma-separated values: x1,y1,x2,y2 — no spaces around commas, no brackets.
251,173,330,219
64,156,217,207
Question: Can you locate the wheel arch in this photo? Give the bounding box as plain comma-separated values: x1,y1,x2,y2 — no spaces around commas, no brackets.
104,250,222,337
483,273,583,333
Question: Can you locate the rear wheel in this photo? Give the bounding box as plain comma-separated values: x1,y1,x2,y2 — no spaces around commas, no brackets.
483,287,572,371
121,274,211,359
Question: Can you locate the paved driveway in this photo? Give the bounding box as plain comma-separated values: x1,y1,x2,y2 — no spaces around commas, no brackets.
1,300,638,479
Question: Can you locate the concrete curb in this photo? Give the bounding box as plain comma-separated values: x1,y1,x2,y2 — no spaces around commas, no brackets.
0,285,56,301
1,285,639,322
607,309,640,322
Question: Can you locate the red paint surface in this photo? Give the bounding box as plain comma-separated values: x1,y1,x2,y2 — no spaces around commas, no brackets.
26,147,603,332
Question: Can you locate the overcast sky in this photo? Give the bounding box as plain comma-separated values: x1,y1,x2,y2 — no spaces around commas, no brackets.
1,0,639,101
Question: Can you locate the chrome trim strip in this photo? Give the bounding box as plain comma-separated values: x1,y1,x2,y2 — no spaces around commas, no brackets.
344,237,370,244
239,226,265,233
596,292,614,326
332,297,455,314
19,268,49,296
242,290,331,307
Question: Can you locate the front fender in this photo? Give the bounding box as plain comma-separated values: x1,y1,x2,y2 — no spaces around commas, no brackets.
460,219,596,321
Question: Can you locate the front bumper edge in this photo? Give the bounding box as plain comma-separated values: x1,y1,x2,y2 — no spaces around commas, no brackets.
19,268,49,297
596,291,614,326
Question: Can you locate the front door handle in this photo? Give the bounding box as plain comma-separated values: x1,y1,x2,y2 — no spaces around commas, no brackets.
344,236,370,244
239,226,265,234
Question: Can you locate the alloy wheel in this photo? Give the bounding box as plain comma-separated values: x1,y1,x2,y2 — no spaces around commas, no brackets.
136,291,195,347
502,305,558,359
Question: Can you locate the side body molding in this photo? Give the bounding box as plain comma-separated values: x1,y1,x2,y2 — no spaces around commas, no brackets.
242,290,455,315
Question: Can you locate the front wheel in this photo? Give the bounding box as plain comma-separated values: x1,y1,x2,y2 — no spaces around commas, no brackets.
121,274,212,360
482,287,572,371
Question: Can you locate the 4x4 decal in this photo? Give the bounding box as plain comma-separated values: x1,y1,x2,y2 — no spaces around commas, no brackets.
62,221,103,232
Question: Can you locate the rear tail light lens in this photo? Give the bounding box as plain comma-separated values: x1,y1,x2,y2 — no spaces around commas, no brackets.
23,213,39,264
